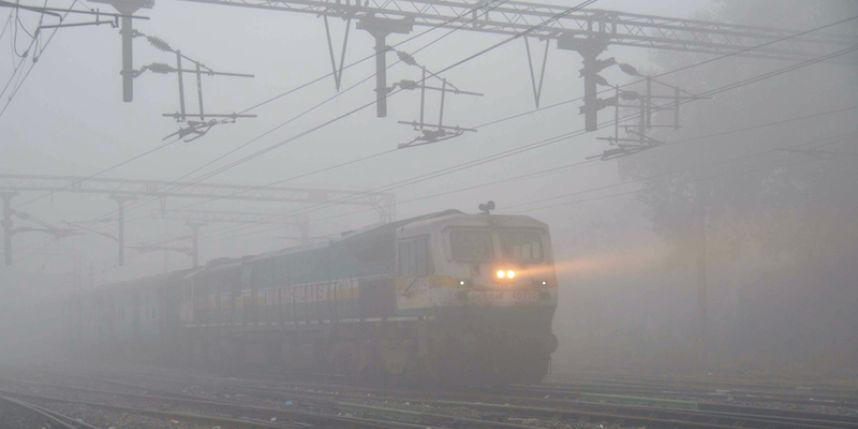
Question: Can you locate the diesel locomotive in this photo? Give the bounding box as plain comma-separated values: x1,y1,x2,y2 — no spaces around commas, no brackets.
70,209,558,384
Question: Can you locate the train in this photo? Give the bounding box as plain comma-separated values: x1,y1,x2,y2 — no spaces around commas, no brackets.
69,208,559,384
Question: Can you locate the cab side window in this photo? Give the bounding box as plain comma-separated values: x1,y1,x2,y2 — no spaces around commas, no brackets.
398,237,434,276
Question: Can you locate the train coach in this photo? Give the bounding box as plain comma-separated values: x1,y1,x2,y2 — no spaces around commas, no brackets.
71,208,559,384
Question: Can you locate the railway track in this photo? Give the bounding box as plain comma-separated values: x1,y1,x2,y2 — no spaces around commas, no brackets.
0,382,428,429
522,379,858,408
212,378,858,429
0,393,100,429
19,367,858,429
4,365,857,429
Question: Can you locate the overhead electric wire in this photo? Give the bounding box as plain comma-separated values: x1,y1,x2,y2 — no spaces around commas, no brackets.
475,14,858,129
178,11,858,214
274,44,858,216
75,9,858,219
176,0,598,185
215,125,858,243
169,0,514,184
93,0,595,227
189,43,858,243
17,0,515,222
0,10,12,40
295,104,858,225
72,0,513,224
235,0,512,114
15,137,183,208
0,18,37,100
31,7,856,255
18,2,516,218
60,6,858,233
512,131,858,215
234,136,831,239
0,0,77,119
120,0,604,248
193,98,855,245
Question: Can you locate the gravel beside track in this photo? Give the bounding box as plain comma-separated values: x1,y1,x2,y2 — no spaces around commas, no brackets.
2,365,857,429
0,393,101,429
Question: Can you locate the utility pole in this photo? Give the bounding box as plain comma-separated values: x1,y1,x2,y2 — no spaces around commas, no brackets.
296,217,309,247
695,112,710,369
1,192,17,266
186,222,204,268
91,0,155,101
696,181,709,367
110,195,136,266
357,16,414,118
558,36,614,132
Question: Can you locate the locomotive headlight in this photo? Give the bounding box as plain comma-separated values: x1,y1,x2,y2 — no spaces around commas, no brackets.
541,280,548,286
496,269,516,280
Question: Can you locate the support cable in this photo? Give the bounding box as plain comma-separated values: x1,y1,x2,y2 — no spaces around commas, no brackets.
70,0,516,223
138,33,858,244
295,105,858,225
0,0,78,120
171,48,858,243
192,13,858,214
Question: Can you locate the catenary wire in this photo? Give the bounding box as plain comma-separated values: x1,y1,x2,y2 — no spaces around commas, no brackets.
70,0,517,223
79,0,598,232
15,0,514,216
162,12,858,217
184,44,858,243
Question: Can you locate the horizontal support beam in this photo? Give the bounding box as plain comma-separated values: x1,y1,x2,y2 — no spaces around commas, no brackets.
0,174,394,208
178,0,857,60
152,209,302,225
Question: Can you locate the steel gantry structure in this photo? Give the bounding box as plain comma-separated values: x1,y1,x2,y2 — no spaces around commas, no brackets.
0,174,395,266
149,208,313,267
178,0,856,130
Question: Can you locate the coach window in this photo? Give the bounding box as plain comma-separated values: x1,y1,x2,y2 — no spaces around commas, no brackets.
398,237,433,276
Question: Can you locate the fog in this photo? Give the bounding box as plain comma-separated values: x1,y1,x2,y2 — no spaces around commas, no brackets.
1,0,857,380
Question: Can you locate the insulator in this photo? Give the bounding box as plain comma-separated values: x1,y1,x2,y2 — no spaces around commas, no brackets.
396,51,418,66
618,63,640,76
146,36,174,52
148,63,176,74
597,95,618,109
620,90,640,100
398,80,419,90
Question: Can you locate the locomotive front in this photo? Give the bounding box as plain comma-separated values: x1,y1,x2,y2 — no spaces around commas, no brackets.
394,212,558,383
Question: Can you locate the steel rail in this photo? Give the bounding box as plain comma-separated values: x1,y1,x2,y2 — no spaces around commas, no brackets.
78,369,852,429
510,382,858,408
222,381,856,429
0,393,97,429
0,384,438,429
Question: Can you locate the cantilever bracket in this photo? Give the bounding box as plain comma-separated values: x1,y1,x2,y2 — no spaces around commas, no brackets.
323,14,352,91
523,36,551,108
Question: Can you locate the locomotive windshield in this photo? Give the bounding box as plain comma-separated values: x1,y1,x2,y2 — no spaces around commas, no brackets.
450,229,493,262
449,228,546,263
499,229,544,263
